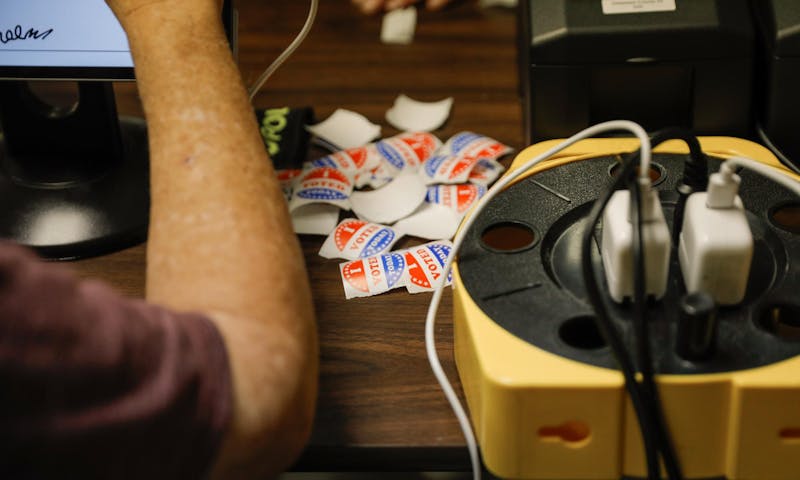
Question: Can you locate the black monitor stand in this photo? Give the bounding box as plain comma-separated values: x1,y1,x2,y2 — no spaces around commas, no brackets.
0,81,149,260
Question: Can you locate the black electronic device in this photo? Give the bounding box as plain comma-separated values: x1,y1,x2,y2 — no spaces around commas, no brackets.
0,1,236,260
752,0,800,171
518,0,754,144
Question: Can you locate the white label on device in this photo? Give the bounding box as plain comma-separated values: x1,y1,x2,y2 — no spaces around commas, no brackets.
602,0,676,15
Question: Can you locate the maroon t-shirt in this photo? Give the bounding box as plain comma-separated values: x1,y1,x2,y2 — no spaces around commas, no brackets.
0,241,232,479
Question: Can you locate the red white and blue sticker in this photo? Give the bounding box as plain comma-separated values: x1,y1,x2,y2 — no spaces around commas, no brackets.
361,132,442,188
420,132,511,185
309,144,381,177
340,251,407,299
468,158,505,187
320,218,402,260
377,131,441,170
404,241,454,293
425,184,487,216
276,168,302,202
289,166,354,211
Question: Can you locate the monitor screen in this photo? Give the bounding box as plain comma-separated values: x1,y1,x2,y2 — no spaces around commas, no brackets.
0,0,135,80
0,0,235,80
0,0,235,258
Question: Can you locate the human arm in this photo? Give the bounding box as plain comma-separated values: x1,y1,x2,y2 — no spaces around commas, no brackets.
0,242,231,479
106,1,318,478
353,0,455,14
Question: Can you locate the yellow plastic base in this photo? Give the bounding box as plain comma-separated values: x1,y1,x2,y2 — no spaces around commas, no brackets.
453,137,800,479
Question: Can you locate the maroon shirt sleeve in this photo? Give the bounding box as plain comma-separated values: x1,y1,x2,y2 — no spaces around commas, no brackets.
0,241,232,479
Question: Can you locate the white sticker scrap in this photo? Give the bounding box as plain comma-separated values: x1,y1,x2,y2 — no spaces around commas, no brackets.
385,94,453,133
320,218,403,260
392,203,461,241
393,184,487,240
306,109,381,150
291,203,341,236
351,169,428,225
381,6,417,45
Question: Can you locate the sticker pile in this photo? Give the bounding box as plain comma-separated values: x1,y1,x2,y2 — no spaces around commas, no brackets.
277,131,512,299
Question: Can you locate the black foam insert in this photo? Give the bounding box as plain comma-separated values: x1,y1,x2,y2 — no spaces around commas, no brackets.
458,153,800,374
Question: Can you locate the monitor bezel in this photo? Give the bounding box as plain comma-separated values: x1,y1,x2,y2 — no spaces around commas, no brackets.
0,1,234,81
0,67,135,81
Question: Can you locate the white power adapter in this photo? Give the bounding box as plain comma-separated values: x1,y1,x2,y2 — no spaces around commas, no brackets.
679,165,753,305
601,179,671,303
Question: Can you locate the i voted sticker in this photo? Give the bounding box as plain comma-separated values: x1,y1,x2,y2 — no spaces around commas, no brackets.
340,252,407,299
310,144,381,177
425,184,486,216
362,132,442,188
289,166,354,212
468,158,505,187
320,218,402,260
404,241,454,293
276,169,302,202
420,132,512,185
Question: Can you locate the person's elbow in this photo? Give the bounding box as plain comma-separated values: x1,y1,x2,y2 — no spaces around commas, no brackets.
209,311,319,479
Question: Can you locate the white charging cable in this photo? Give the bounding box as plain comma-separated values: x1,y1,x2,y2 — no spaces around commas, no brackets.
424,120,652,480
723,156,800,197
678,155,800,305
247,0,319,102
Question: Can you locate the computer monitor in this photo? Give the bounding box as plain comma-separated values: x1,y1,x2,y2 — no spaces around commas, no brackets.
0,1,235,260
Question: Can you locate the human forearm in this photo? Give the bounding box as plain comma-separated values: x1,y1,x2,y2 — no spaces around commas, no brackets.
122,10,299,315
113,3,317,477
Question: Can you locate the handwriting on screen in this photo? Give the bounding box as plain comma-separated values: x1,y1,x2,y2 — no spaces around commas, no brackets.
0,25,54,45
0,1,132,69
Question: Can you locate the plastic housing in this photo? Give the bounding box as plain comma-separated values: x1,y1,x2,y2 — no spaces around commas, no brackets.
679,192,753,305
517,0,754,144
601,189,671,302
752,0,800,168
453,137,800,479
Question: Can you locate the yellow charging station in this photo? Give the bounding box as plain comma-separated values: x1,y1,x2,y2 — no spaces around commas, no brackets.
453,137,800,479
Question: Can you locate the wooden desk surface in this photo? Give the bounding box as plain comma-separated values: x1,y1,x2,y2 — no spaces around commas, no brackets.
75,0,523,471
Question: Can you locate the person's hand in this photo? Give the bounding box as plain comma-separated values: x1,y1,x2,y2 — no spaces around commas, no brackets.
352,0,455,15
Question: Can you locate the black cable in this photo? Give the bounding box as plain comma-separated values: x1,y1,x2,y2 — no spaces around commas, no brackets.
629,176,683,480
642,130,703,480
582,128,699,480
628,179,660,476
669,130,706,245
580,148,661,480
678,133,707,192
655,129,711,480
757,124,800,176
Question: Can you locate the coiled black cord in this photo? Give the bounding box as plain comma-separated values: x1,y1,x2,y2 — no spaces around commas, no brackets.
629,173,683,480
581,147,661,480
583,128,704,480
